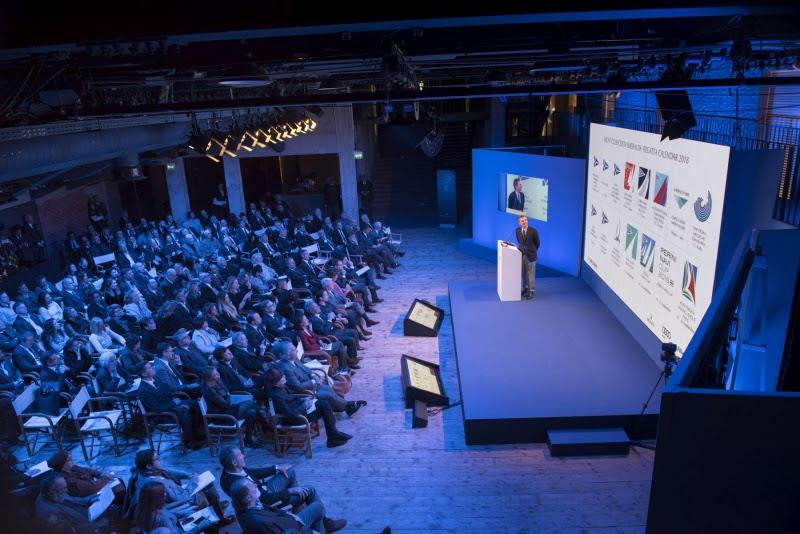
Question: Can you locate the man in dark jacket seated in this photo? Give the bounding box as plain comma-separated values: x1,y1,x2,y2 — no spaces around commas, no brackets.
231,478,324,534
213,346,265,399
136,361,206,449
172,328,210,376
34,473,96,534
264,368,351,449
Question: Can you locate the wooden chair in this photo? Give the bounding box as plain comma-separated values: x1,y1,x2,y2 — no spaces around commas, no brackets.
137,398,187,454
12,384,69,455
68,386,127,461
198,395,249,456
296,340,336,374
269,395,320,459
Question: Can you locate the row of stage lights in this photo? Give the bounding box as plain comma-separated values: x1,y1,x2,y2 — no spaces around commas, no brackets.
188,116,317,163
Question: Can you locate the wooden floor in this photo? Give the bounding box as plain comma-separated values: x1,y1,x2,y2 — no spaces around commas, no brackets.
34,227,655,533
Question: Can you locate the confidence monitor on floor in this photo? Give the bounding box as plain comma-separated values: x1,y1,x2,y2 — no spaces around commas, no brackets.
403,298,444,336
400,354,449,409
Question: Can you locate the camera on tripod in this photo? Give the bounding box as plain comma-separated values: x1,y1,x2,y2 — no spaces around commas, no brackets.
660,342,679,380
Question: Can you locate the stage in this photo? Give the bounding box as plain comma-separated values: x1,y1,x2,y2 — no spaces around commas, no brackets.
448,277,662,445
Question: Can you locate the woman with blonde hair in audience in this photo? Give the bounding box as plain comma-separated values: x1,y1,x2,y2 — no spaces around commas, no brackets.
88,316,126,354
216,292,242,332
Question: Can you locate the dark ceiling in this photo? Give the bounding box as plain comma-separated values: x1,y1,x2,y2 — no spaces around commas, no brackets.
0,2,799,124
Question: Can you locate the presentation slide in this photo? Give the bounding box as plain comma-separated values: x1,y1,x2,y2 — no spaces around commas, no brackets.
500,173,549,221
583,123,730,355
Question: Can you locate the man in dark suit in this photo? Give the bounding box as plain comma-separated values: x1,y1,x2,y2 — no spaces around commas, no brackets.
231,478,325,534
305,301,359,360
261,300,296,344
231,332,271,374
59,279,87,315
243,311,271,354
173,329,210,376
136,361,206,448
153,343,201,397
0,350,24,394
508,177,525,211
515,215,540,299
12,333,43,374
12,303,44,339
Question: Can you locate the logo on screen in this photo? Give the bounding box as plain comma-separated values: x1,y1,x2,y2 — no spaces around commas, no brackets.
682,261,698,303
603,160,609,171
653,172,668,206
601,212,608,224
640,234,656,273
693,191,712,222
675,193,689,208
613,163,621,176
614,221,621,242
638,167,651,199
625,224,638,259
623,163,636,191
593,156,599,167
591,205,597,216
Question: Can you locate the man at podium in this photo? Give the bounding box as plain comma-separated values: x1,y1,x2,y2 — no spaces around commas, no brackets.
515,215,540,300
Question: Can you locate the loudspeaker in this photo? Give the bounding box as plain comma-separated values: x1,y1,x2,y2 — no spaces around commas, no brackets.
412,400,428,428
655,90,697,141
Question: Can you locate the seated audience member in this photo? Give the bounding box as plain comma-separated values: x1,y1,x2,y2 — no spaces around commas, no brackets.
38,292,63,322
201,367,260,447
88,317,126,354
134,481,212,534
136,362,206,449
218,447,345,534
273,340,365,416
47,450,124,504
42,319,70,353
231,478,338,534
123,290,152,322
63,307,90,338
231,331,271,374
190,318,219,356
86,292,109,322
39,351,76,393
34,473,96,534
13,332,43,374
133,449,225,520
153,343,200,397
264,368,352,448
62,337,91,374
171,328,208,376
107,305,135,338
203,302,229,338
96,351,131,393
119,335,147,374
213,346,264,398
12,302,43,339
305,301,360,359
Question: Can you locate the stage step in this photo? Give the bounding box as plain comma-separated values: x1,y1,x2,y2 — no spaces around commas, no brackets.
546,428,631,457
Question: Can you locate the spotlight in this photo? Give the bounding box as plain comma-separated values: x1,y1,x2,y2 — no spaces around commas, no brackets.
254,128,271,147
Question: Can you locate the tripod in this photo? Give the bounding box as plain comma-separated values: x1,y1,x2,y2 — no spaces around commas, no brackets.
630,358,675,451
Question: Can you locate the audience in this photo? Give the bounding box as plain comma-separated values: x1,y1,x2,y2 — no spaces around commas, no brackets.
0,198,404,532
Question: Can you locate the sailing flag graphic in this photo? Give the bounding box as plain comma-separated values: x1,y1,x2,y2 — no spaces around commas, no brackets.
613,163,621,176
623,163,636,191
603,160,609,171
675,194,689,208
682,261,698,303
638,167,651,199
601,212,609,224
625,224,638,259
591,205,597,216
640,234,656,273
653,172,668,206
693,191,712,222
593,156,599,167
614,221,621,242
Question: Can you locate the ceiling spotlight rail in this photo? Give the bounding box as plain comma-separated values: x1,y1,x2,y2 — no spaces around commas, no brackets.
187,108,317,163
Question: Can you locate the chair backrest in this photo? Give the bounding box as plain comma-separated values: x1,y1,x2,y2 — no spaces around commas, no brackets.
93,252,116,265
296,341,305,360
136,398,147,415
12,384,38,415
267,397,276,417
69,386,90,419
198,396,208,416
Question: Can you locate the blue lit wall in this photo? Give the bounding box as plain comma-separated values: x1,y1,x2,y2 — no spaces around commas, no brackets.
471,148,586,276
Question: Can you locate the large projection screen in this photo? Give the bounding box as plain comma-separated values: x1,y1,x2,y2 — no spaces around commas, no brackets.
583,123,730,355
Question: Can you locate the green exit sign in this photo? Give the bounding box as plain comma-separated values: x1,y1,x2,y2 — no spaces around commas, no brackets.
353,151,364,160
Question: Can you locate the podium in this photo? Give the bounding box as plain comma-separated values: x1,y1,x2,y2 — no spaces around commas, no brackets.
497,240,521,301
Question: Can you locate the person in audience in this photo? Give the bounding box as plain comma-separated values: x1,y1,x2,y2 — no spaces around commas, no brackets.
63,307,90,337
86,291,109,321
171,328,208,375
190,318,219,356
12,302,44,339
213,346,264,398
231,331,271,374
39,351,76,393
264,367,352,448
88,317,126,354
34,473,96,534
42,318,69,353
123,290,152,321
273,340,364,416
133,481,213,534
136,362,206,449
153,343,200,397
201,367,261,447
230,477,331,534
120,335,147,373
47,450,125,504
218,446,345,534
305,301,360,359
38,292,63,322
13,332,42,374
62,337,91,374
96,351,131,393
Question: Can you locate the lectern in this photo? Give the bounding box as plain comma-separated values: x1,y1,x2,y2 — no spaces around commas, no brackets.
497,240,521,301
